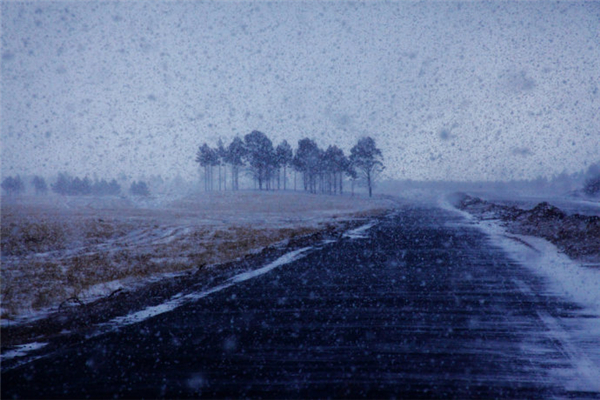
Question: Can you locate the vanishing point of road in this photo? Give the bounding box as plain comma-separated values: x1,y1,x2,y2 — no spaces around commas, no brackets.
3,205,599,398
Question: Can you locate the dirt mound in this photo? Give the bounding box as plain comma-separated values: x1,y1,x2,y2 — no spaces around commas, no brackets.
456,194,524,220
526,202,566,222
456,194,600,263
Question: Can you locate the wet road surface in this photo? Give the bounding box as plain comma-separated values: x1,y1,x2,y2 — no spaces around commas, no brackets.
2,206,599,398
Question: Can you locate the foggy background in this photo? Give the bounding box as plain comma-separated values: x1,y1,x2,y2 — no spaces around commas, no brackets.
2,1,599,183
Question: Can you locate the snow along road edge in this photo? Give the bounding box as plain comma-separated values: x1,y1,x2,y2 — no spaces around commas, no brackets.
439,196,600,392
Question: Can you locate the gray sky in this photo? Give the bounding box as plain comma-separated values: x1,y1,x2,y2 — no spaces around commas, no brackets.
2,1,599,182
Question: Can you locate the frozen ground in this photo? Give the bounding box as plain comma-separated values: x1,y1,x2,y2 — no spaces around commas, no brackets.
1,191,394,325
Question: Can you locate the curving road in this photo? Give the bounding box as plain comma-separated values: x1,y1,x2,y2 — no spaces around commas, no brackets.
2,205,600,398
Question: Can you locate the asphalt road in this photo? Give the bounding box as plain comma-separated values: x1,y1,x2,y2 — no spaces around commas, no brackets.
2,205,599,398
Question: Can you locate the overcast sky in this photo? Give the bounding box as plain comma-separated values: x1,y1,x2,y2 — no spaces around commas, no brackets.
2,1,599,182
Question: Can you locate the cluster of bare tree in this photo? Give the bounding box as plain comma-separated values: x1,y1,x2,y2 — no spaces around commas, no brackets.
196,131,384,197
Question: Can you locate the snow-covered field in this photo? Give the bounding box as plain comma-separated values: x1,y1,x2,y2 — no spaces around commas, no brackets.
1,191,394,325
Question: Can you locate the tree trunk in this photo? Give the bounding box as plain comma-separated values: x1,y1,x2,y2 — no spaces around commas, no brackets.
303,172,307,192
235,167,238,191
205,166,210,192
231,166,235,191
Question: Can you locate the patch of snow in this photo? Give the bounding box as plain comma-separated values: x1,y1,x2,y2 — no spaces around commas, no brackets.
1,306,59,328
487,224,600,315
78,279,125,300
230,247,311,283
0,272,191,329
441,195,600,391
148,256,190,264
440,196,600,315
104,297,187,327
2,342,48,361
343,222,376,239
535,309,600,392
94,247,313,333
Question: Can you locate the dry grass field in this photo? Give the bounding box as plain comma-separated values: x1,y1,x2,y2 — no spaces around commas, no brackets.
1,191,393,323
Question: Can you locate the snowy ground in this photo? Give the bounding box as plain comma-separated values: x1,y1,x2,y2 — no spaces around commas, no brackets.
1,191,394,325
444,194,599,308
442,193,600,390
450,193,600,264
4,194,600,397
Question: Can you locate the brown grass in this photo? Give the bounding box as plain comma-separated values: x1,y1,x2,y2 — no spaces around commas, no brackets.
1,192,393,319
1,219,68,255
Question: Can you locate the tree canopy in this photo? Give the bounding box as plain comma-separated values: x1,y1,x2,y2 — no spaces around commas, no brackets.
195,133,384,197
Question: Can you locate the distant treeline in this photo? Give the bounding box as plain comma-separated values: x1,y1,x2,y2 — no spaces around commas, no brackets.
52,173,121,196
196,132,384,197
0,173,151,197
